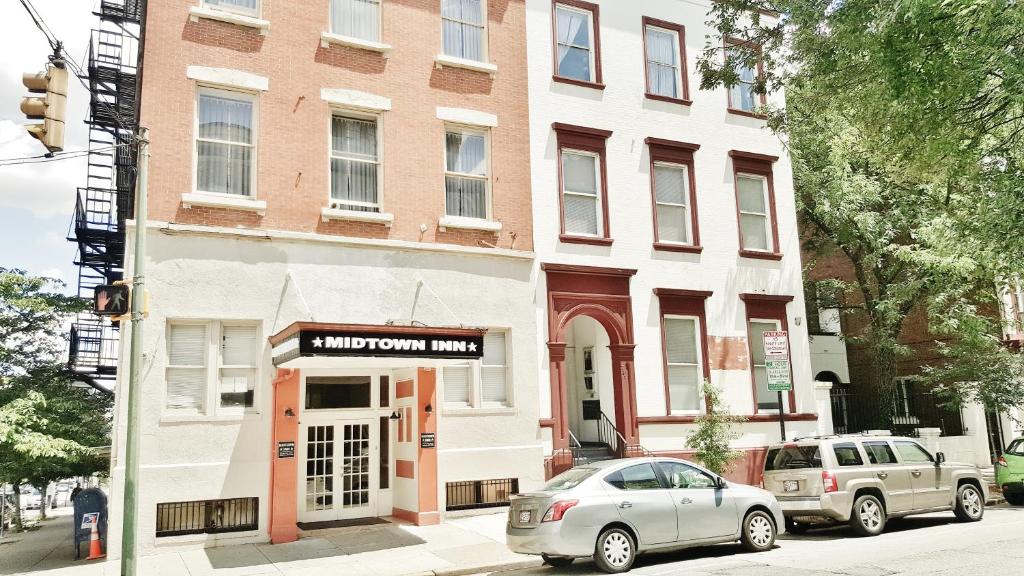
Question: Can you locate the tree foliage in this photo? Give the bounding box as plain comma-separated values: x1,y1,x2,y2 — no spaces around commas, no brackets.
688,381,746,475
0,268,87,376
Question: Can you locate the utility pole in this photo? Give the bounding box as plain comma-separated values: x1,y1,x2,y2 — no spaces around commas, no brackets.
121,127,148,576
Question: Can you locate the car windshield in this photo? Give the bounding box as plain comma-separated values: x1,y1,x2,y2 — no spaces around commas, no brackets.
542,467,597,491
1007,439,1024,456
765,445,822,470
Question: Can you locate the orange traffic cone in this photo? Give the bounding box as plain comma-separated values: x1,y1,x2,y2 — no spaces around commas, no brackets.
85,521,105,560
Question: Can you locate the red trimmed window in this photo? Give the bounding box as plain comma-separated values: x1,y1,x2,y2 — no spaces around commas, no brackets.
647,138,701,252
725,40,766,116
643,17,689,104
731,150,781,259
655,289,712,416
552,0,603,89
740,293,795,414
553,123,612,245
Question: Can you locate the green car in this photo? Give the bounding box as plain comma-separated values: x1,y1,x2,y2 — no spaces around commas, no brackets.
997,438,1024,506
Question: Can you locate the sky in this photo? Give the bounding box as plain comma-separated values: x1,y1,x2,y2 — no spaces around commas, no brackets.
0,0,97,294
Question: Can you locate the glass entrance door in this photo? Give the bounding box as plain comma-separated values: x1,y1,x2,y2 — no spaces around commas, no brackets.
302,419,377,522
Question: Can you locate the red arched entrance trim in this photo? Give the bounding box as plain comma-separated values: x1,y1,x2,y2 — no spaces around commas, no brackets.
542,263,638,450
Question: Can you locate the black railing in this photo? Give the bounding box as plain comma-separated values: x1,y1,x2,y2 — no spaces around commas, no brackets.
830,390,965,437
446,479,519,511
156,497,258,537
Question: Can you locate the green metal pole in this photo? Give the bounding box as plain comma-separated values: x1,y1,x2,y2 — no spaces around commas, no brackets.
121,127,148,576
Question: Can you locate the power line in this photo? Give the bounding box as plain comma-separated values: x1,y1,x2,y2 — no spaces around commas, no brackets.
0,145,128,167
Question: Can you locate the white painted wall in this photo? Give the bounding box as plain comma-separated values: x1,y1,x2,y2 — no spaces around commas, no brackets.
527,0,819,450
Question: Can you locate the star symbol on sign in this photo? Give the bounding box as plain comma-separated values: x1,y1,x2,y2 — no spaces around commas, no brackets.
467,342,478,352
312,337,324,348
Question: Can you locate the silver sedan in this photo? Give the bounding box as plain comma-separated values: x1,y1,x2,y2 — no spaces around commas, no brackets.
506,457,784,573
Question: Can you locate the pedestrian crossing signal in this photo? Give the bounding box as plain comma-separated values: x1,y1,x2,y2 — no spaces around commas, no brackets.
94,284,130,317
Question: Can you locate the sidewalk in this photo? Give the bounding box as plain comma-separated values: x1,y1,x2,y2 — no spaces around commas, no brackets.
0,509,542,576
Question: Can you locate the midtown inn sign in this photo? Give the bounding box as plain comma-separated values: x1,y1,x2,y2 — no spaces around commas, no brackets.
270,322,486,364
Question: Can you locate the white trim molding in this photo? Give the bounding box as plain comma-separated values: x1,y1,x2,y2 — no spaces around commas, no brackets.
438,215,502,233
436,107,498,128
321,88,392,112
320,31,392,55
181,192,267,216
320,207,394,227
433,54,498,76
187,66,269,92
188,6,270,35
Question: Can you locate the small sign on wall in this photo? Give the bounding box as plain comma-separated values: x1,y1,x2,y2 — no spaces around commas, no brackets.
277,441,295,459
420,433,436,449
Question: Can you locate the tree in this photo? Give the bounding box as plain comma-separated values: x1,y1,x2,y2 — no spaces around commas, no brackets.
0,268,86,376
698,1,1024,419
688,381,746,476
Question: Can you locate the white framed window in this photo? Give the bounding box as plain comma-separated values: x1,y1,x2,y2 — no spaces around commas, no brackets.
645,25,682,98
331,0,381,41
444,127,489,219
442,0,486,62
165,320,261,417
749,318,788,413
728,45,759,112
196,87,257,198
653,162,691,244
663,316,703,414
442,330,510,409
561,149,602,236
737,173,771,252
203,0,259,17
554,4,595,82
330,112,381,212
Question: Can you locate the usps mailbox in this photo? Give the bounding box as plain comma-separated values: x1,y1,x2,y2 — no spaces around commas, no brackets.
73,488,107,560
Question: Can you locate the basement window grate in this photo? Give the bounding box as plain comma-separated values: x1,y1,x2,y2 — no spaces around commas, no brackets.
155,497,258,537
445,478,519,511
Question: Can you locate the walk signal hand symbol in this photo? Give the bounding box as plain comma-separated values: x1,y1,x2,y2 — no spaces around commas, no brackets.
94,285,130,316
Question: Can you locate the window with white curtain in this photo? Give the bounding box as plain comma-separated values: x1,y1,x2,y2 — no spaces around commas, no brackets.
728,45,759,112
561,149,601,236
166,321,260,416
737,174,771,251
196,88,256,197
167,324,207,413
554,4,594,82
749,318,783,412
203,0,259,17
331,114,380,212
664,316,703,413
645,25,681,98
444,128,488,219
220,325,257,409
442,329,511,409
442,0,485,62
653,163,691,244
331,0,380,41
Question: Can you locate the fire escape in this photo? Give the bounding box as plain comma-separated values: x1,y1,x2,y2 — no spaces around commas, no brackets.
67,0,143,384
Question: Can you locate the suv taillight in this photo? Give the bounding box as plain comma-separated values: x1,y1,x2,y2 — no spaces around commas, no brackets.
822,470,838,493
998,456,1008,467
542,500,578,522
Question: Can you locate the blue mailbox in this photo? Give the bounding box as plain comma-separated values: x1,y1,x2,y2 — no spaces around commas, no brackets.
73,488,107,560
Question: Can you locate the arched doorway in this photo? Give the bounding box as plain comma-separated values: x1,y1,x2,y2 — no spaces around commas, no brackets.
564,315,616,444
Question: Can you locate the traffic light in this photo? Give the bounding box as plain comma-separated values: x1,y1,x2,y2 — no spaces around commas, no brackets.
21,60,68,153
94,284,130,317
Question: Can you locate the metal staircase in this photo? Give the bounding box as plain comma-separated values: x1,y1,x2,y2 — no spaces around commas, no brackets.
66,0,142,382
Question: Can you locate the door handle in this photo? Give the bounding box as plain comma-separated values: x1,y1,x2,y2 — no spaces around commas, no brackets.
911,470,922,478
619,501,632,509
876,472,888,480
680,497,693,505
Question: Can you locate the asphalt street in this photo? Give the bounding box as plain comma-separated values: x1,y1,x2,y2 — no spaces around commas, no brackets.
492,505,1024,576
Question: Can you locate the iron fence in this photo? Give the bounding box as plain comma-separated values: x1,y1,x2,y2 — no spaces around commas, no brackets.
155,497,258,537
446,478,519,511
830,390,964,437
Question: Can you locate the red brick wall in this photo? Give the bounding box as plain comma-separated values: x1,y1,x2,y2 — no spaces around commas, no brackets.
140,0,532,251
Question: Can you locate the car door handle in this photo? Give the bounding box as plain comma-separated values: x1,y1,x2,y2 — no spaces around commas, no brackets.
876,472,888,480
911,470,922,478
679,497,693,505
618,501,632,509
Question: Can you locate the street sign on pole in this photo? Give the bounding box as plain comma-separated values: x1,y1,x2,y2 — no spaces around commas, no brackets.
762,330,792,441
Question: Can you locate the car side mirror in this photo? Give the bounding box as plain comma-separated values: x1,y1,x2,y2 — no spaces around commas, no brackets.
715,476,727,489
935,452,945,466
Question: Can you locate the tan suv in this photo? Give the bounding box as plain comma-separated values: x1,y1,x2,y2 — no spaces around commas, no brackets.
762,435,987,536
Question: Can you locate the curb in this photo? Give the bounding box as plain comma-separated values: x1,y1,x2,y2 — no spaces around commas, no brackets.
433,558,545,576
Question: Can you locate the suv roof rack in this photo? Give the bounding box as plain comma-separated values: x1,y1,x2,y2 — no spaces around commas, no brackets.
790,431,894,442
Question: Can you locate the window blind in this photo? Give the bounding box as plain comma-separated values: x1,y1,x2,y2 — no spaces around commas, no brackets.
167,324,207,411
737,176,769,250
562,152,599,235
665,318,701,412
655,164,689,243
481,332,507,405
443,365,471,405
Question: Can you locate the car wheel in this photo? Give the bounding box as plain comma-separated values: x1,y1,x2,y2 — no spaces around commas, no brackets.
849,494,886,536
593,527,635,573
541,554,574,568
784,518,810,534
1005,493,1024,506
740,510,776,552
953,483,984,522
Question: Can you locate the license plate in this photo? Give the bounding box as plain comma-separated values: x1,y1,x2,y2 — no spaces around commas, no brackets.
783,480,799,492
519,510,532,523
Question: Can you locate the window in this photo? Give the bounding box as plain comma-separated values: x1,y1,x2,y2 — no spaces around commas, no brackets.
196,88,255,197
166,321,260,415
657,461,715,489
893,377,918,419
379,416,390,489
542,467,597,491
863,441,898,465
749,318,782,412
331,0,380,41
727,43,763,113
554,123,611,243
446,478,519,510
553,2,599,84
156,497,258,537
444,128,489,219
644,19,686,101
203,0,258,17
833,443,864,467
764,445,822,470
331,114,380,213
442,0,485,62
737,175,771,252
443,330,510,409
305,376,372,409
663,316,703,413
894,441,934,464
653,164,692,244
604,463,662,490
